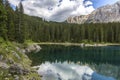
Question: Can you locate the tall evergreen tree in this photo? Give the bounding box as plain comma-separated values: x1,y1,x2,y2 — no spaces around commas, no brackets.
15,1,25,43
4,0,15,41
19,1,24,14
0,1,7,40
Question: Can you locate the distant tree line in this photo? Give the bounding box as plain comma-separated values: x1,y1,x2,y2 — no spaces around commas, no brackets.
0,0,120,43
30,22,120,43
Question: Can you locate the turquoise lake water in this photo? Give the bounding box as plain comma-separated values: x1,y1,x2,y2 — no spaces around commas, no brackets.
28,45,120,80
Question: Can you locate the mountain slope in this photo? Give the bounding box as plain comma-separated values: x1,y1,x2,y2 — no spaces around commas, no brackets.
67,0,120,24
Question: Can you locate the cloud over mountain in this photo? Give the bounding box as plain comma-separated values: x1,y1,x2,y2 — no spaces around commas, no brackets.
8,0,95,22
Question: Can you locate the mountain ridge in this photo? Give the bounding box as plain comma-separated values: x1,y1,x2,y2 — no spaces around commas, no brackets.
67,0,120,24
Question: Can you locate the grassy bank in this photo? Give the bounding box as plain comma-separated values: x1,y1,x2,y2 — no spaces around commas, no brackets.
0,39,41,80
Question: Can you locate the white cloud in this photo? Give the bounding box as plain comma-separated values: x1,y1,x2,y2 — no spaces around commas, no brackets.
84,0,93,6
8,0,95,22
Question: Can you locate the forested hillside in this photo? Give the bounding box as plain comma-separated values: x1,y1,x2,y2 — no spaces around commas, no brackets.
1,0,120,43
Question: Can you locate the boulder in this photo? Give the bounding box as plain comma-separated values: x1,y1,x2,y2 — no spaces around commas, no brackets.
25,44,41,53
9,64,29,75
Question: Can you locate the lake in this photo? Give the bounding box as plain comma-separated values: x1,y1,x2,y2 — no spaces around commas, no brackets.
28,45,120,80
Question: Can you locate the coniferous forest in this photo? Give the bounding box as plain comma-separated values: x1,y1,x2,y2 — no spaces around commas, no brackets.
1,0,120,43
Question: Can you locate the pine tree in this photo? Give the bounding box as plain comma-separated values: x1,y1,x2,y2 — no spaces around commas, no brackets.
0,1,7,40
15,2,25,43
19,2,24,14
4,0,15,41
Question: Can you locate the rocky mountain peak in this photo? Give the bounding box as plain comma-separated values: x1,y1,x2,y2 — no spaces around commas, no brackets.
67,0,120,24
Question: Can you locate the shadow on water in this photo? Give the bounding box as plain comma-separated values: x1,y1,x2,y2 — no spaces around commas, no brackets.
28,45,120,66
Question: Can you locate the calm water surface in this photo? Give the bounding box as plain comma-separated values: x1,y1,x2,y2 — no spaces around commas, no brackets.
28,45,120,80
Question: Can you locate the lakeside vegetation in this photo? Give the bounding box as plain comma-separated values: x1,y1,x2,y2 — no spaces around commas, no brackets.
0,39,41,80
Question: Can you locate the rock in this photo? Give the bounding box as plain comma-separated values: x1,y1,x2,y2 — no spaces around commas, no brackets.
29,77,36,80
9,64,29,75
81,43,85,47
67,0,120,24
14,75,19,80
3,58,9,63
9,64,22,75
67,15,89,24
16,47,25,54
34,44,41,52
16,44,41,54
0,55,3,61
5,78,9,80
8,59,14,64
12,51,21,60
0,62,9,69
16,48,28,58
25,44,41,53
20,49,26,54
23,69,29,75
16,47,20,51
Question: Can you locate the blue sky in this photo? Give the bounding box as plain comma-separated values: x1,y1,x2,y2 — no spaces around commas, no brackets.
9,0,120,22
92,0,119,8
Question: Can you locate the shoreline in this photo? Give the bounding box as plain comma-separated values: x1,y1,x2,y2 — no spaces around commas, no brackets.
0,42,41,80
34,42,120,47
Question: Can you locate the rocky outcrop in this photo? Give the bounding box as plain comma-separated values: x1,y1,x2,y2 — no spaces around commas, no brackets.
25,44,41,53
16,44,41,54
67,0,120,24
67,15,89,24
0,42,41,80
